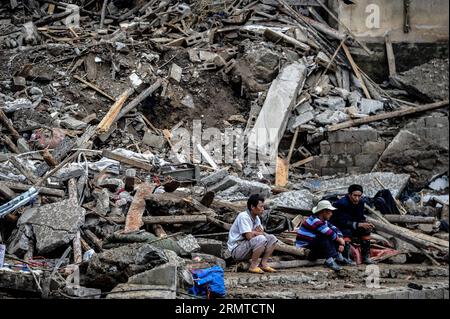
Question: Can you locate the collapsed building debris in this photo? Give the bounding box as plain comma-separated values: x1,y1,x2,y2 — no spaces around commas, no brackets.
0,0,448,300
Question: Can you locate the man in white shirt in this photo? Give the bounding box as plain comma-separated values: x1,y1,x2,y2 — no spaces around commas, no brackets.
227,194,278,274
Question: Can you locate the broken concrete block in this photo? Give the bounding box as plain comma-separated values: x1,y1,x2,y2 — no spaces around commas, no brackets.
177,234,200,255
300,172,410,198
64,285,101,299
358,98,384,115
217,176,272,202
142,131,165,149
180,94,195,109
129,72,143,90
190,253,226,269
26,196,85,254
248,62,307,158
169,63,183,82
22,21,40,46
60,116,87,130
314,96,346,110
196,238,223,257
294,101,314,115
16,138,31,153
12,76,26,91
127,263,177,290
3,98,33,113
374,130,449,189
316,110,349,125
270,189,316,211
200,169,229,188
288,111,314,132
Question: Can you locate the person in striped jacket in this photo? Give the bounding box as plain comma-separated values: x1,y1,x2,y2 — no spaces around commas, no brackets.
296,200,355,271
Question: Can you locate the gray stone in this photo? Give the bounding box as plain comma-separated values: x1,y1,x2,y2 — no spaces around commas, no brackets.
169,63,182,82
354,153,378,168
248,62,307,158
316,110,349,125
299,172,410,198
314,96,346,110
270,189,316,211
329,142,346,155
142,131,165,149
127,263,177,291
16,138,31,153
289,111,314,132
320,141,330,154
294,101,314,115
85,243,169,290
176,234,200,254
60,116,87,130
3,98,33,113
197,238,223,257
181,94,195,109
27,198,85,254
362,141,386,154
217,176,272,201
200,169,229,188
358,98,384,115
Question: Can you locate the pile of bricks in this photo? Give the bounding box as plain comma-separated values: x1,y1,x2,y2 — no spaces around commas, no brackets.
306,129,386,176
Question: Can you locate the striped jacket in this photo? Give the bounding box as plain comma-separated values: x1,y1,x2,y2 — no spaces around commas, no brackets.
296,215,343,248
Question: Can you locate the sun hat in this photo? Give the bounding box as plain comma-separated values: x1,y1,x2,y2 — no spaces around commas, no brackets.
312,200,337,214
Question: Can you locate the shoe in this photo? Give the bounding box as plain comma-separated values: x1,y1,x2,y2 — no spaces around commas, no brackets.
324,259,342,272
249,267,265,274
336,252,356,266
260,266,277,273
361,240,376,265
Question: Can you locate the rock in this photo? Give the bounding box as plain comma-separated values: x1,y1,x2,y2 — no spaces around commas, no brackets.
16,138,31,153
315,110,349,125
358,98,384,115
169,63,183,82
200,169,229,188
196,238,223,257
3,98,33,113
288,111,314,132
429,176,449,191
22,22,40,46
270,189,316,211
60,116,87,130
217,176,272,201
127,263,177,290
181,94,195,109
314,96,346,110
26,198,85,254
390,58,449,102
299,172,411,198
85,243,169,290
176,234,200,254
12,76,26,91
142,131,165,149
6,224,33,258
374,130,449,189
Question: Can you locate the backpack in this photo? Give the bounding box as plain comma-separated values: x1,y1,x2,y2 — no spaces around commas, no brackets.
188,265,226,298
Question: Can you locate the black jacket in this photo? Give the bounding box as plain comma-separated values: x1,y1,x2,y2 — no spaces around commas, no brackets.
331,194,367,231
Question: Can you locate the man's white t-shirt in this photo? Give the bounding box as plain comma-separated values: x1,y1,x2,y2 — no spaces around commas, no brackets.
227,210,262,252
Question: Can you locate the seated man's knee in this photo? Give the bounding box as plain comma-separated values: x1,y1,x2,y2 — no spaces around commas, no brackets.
266,234,278,247
250,235,267,249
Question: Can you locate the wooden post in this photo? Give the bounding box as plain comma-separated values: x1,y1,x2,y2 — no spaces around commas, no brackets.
385,33,397,77
9,156,40,184
275,157,289,187
73,231,82,264
342,43,371,99
0,109,21,141
97,88,134,134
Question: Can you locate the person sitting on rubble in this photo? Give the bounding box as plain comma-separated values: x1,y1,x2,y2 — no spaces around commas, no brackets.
331,184,376,265
296,200,353,271
227,194,278,274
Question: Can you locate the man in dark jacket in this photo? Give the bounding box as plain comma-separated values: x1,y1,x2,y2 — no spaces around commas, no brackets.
331,184,375,264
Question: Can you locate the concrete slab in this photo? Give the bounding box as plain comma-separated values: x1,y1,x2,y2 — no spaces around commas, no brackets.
248,62,307,160
298,172,410,198
269,189,316,211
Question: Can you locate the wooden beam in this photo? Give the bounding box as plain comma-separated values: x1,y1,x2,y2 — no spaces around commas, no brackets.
383,215,436,224
101,150,153,171
328,100,449,132
0,136,19,154
287,127,299,164
0,184,15,200
110,215,208,225
385,33,397,77
275,157,289,187
342,43,371,99
275,242,308,257
0,109,21,141
1,181,65,197
96,88,133,134
9,156,40,184
291,156,314,168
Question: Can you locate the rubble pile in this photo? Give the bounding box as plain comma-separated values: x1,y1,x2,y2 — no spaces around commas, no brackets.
0,0,448,299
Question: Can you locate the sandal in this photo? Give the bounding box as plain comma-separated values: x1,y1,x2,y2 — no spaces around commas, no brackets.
249,267,265,274
261,266,277,273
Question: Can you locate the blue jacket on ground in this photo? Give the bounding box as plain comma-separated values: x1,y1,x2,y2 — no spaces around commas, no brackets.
331,194,368,237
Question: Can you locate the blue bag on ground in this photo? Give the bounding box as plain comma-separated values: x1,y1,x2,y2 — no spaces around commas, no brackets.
189,265,226,298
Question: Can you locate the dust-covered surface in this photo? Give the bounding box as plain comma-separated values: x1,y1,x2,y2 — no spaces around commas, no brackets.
0,0,448,300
